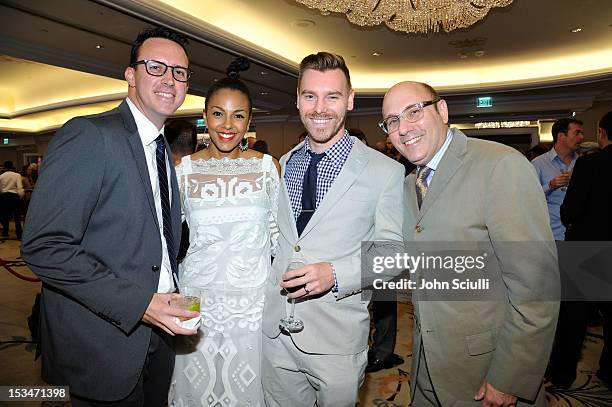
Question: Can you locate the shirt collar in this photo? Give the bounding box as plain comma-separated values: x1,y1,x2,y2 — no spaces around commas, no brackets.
301,130,353,168
547,146,578,164
125,97,164,145
422,128,454,172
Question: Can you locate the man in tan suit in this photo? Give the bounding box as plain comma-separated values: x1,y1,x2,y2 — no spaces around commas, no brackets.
381,81,559,406
262,53,404,406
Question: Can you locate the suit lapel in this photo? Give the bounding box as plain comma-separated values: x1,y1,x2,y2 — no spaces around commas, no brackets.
416,129,468,223
119,101,160,229
300,140,368,238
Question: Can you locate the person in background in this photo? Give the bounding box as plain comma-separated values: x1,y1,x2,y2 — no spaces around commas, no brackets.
531,118,584,241
549,111,612,389
346,128,406,373
0,160,24,239
252,139,270,154
165,119,197,263
20,164,33,219
525,144,548,161
577,141,600,156
165,119,197,165
348,128,369,146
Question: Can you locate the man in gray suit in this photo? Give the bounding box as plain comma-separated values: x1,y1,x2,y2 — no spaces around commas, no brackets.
21,27,199,406
261,52,404,406
381,81,559,406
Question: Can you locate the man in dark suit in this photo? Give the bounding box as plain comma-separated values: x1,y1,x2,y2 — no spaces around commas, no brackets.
554,110,612,388
21,27,199,406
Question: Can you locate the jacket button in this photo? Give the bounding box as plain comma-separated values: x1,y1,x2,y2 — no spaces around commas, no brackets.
152,265,160,272
415,225,423,233
294,245,301,252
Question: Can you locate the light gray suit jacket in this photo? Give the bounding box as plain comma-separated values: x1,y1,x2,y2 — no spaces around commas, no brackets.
262,137,404,355
406,129,559,406
21,101,181,401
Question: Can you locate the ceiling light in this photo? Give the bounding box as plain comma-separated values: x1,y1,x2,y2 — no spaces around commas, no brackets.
260,92,269,95
570,27,582,33
474,50,485,57
260,71,268,76
295,0,513,34
95,45,104,49
372,51,383,57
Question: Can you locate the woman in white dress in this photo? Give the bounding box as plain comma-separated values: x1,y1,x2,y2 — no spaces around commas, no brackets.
169,69,280,406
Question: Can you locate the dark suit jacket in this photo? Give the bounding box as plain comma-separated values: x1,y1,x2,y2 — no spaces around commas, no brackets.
21,101,181,401
561,144,612,241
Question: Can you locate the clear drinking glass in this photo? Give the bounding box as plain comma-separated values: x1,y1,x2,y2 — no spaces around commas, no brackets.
279,261,306,333
560,169,572,192
171,286,201,321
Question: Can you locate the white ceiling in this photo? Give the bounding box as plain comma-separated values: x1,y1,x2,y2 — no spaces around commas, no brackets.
0,0,610,133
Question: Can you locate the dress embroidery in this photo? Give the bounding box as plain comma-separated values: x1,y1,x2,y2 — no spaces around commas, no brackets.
170,154,279,407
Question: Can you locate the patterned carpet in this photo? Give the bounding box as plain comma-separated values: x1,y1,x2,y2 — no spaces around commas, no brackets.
1,238,611,406
359,302,612,406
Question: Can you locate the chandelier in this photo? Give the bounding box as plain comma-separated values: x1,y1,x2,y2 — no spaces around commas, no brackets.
294,0,514,34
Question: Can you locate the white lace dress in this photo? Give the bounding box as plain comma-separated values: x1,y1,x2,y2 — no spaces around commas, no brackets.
169,154,279,407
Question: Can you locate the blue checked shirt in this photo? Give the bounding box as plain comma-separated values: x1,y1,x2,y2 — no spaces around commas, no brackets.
285,131,355,220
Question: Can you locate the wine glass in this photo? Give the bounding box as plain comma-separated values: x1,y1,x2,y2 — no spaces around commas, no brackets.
560,169,572,192
279,260,306,333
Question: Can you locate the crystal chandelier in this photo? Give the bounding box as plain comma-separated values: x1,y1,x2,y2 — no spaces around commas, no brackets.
294,0,514,34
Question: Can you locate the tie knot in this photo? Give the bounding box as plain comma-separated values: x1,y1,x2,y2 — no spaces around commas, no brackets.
155,134,165,146
308,151,326,166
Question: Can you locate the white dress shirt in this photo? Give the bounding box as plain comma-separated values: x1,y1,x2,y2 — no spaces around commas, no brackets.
126,98,175,293
420,128,454,185
0,170,24,197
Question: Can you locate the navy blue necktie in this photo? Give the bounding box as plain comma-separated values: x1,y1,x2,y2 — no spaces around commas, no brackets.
296,151,325,236
155,135,179,289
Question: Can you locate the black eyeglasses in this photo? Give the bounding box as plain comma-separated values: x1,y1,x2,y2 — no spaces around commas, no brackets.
379,98,440,134
130,59,193,82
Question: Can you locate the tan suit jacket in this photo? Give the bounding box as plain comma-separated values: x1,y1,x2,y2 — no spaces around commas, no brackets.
262,137,404,355
406,129,559,406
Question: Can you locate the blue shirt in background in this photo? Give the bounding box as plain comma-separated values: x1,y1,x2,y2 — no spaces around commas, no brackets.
531,147,578,240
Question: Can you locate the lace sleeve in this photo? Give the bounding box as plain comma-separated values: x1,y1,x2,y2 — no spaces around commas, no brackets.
265,155,280,257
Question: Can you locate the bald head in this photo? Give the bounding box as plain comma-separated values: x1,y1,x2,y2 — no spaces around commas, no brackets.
381,81,449,167
383,82,439,117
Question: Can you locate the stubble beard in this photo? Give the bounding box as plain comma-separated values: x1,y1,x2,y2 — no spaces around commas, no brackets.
302,112,347,147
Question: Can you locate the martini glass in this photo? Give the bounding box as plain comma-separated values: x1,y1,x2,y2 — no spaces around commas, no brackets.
279,261,306,333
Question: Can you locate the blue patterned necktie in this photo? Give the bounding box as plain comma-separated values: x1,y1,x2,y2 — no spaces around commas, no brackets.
296,151,326,236
155,135,179,289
